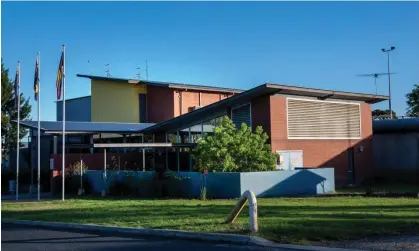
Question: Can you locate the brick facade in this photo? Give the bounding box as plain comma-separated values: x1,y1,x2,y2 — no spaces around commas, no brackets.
173,90,232,117
252,95,373,187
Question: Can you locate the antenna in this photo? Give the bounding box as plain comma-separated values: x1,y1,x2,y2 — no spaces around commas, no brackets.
146,60,148,80
105,64,111,77
136,66,141,80
356,72,395,94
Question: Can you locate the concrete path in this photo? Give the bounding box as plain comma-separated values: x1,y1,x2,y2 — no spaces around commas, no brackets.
1,223,289,251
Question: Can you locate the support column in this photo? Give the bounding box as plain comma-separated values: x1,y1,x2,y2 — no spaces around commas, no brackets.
152,134,156,170
188,128,192,172
53,136,57,154
122,135,126,153
201,123,204,139
142,134,145,171
89,135,93,154
165,134,169,171
176,131,180,172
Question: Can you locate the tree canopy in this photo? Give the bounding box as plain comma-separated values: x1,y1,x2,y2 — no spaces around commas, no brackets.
406,84,419,117
193,117,277,172
1,59,32,159
372,109,397,120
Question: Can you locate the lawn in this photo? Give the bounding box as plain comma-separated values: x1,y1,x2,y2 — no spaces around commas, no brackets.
2,196,419,244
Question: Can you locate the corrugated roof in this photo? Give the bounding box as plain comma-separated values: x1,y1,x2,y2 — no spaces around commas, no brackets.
77,74,243,94
17,121,155,134
16,120,214,134
140,83,389,134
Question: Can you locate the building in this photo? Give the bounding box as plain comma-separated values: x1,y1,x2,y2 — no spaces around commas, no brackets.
19,76,388,188
372,118,419,183
141,84,388,186
57,75,242,123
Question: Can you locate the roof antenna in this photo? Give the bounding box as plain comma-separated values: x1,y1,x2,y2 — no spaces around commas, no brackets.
356,72,395,94
105,64,111,77
136,66,141,80
146,60,148,80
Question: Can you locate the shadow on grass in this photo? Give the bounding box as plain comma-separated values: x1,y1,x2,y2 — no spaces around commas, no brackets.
3,201,419,244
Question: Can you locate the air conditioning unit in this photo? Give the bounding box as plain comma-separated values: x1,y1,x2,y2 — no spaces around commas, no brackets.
192,106,202,111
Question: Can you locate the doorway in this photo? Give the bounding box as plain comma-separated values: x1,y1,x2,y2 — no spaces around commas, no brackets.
347,147,355,185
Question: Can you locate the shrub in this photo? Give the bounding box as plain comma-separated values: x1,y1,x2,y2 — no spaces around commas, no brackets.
193,117,277,172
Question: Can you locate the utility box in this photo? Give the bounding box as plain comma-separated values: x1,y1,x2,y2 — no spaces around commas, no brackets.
276,150,303,170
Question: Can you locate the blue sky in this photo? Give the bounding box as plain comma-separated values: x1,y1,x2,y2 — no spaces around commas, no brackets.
2,1,419,121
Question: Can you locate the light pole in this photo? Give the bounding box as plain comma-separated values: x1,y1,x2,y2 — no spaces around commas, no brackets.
381,46,395,119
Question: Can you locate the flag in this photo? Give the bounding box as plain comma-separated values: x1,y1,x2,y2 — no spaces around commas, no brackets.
56,52,64,100
34,57,40,101
14,67,20,108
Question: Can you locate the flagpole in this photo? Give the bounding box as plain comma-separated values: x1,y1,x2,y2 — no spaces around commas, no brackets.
62,45,66,201
16,61,20,201
37,52,41,201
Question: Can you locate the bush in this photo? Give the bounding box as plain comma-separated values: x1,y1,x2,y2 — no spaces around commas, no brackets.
52,175,93,196
193,117,276,172
2,169,51,193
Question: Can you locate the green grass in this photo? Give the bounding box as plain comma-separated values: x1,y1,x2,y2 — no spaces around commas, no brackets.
336,183,419,194
2,197,419,244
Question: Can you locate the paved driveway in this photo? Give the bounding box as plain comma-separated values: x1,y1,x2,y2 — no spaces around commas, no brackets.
1,223,286,251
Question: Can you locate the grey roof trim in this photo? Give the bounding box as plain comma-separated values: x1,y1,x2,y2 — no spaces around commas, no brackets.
77,74,243,93
266,83,389,104
54,95,91,103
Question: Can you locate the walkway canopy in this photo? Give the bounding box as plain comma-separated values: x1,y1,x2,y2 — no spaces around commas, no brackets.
17,120,155,135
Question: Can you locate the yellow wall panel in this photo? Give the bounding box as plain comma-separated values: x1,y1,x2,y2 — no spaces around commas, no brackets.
91,79,147,123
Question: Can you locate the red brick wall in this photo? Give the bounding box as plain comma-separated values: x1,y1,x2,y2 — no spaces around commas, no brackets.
173,90,231,117
147,86,175,123
267,96,373,186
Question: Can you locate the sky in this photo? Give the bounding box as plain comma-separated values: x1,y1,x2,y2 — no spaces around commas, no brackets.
2,1,419,121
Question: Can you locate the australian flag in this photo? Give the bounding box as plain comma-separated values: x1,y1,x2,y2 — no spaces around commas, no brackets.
56,51,64,100
34,57,40,101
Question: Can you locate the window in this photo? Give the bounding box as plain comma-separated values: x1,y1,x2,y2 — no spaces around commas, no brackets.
287,98,361,139
231,103,251,129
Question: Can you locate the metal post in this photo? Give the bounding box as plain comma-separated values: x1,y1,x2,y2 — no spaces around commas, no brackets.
386,52,392,119
16,61,20,200
62,44,66,201
37,52,41,201
104,148,107,177
142,134,145,171
176,131,180,172
188,128,192,172
201,123,204,139
165,134,169,171
152,134,155,170
80,158,83,189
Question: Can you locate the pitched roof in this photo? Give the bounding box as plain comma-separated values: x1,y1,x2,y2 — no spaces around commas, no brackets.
139,83,389,134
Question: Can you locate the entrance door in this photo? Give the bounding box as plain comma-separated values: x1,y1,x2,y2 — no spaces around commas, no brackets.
347,147,355,185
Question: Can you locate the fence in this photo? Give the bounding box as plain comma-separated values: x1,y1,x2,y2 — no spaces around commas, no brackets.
78,168,334,198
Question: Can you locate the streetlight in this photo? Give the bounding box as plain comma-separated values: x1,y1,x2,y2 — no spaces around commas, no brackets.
381,46,396,119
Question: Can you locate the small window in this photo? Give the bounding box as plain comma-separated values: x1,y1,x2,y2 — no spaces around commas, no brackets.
231,103,251,128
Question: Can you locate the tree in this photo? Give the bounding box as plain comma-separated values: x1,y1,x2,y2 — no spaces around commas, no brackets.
372,109,397,120
406,84,419,117
193,117,277,172
1,59,32,160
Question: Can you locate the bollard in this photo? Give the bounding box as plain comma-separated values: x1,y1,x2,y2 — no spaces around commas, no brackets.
225,190,258,233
